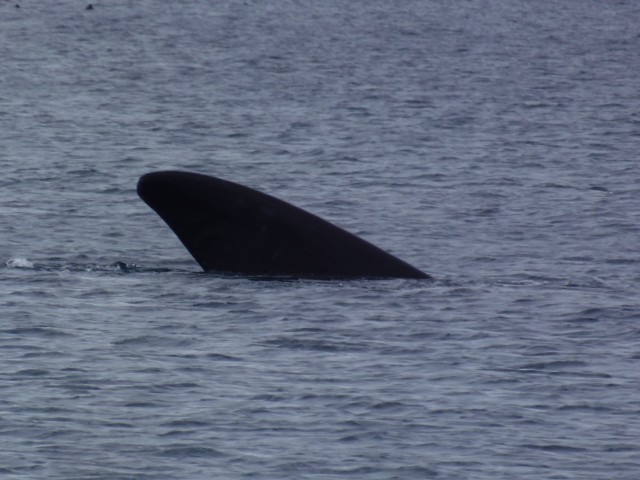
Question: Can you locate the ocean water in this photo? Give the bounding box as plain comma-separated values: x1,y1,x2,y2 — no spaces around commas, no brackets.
1,1,640,478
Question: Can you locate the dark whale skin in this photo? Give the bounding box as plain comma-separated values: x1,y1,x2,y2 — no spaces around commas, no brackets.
137,171,431,280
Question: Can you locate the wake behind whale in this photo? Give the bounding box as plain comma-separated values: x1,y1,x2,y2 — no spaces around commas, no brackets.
137,171,431,280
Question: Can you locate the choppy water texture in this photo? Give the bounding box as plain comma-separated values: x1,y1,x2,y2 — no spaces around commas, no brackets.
1,1,640,478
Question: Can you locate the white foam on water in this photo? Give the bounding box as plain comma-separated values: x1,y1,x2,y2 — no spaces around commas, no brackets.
6,258,34,269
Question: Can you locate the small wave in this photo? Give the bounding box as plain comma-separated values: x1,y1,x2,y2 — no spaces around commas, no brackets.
5,258,34,268
261,336,366,352
159,445,225,458
2,327,72,337
11,260,174,274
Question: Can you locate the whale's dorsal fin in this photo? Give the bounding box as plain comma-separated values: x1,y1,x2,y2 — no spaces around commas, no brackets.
137,171,431,279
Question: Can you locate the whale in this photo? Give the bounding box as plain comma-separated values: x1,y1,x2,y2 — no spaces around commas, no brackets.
137,171,431,279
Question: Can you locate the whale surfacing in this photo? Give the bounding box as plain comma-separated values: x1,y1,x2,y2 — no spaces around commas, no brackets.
137,171,431,279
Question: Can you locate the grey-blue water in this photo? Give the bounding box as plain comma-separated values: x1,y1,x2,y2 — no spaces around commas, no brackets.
1,1,639,478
